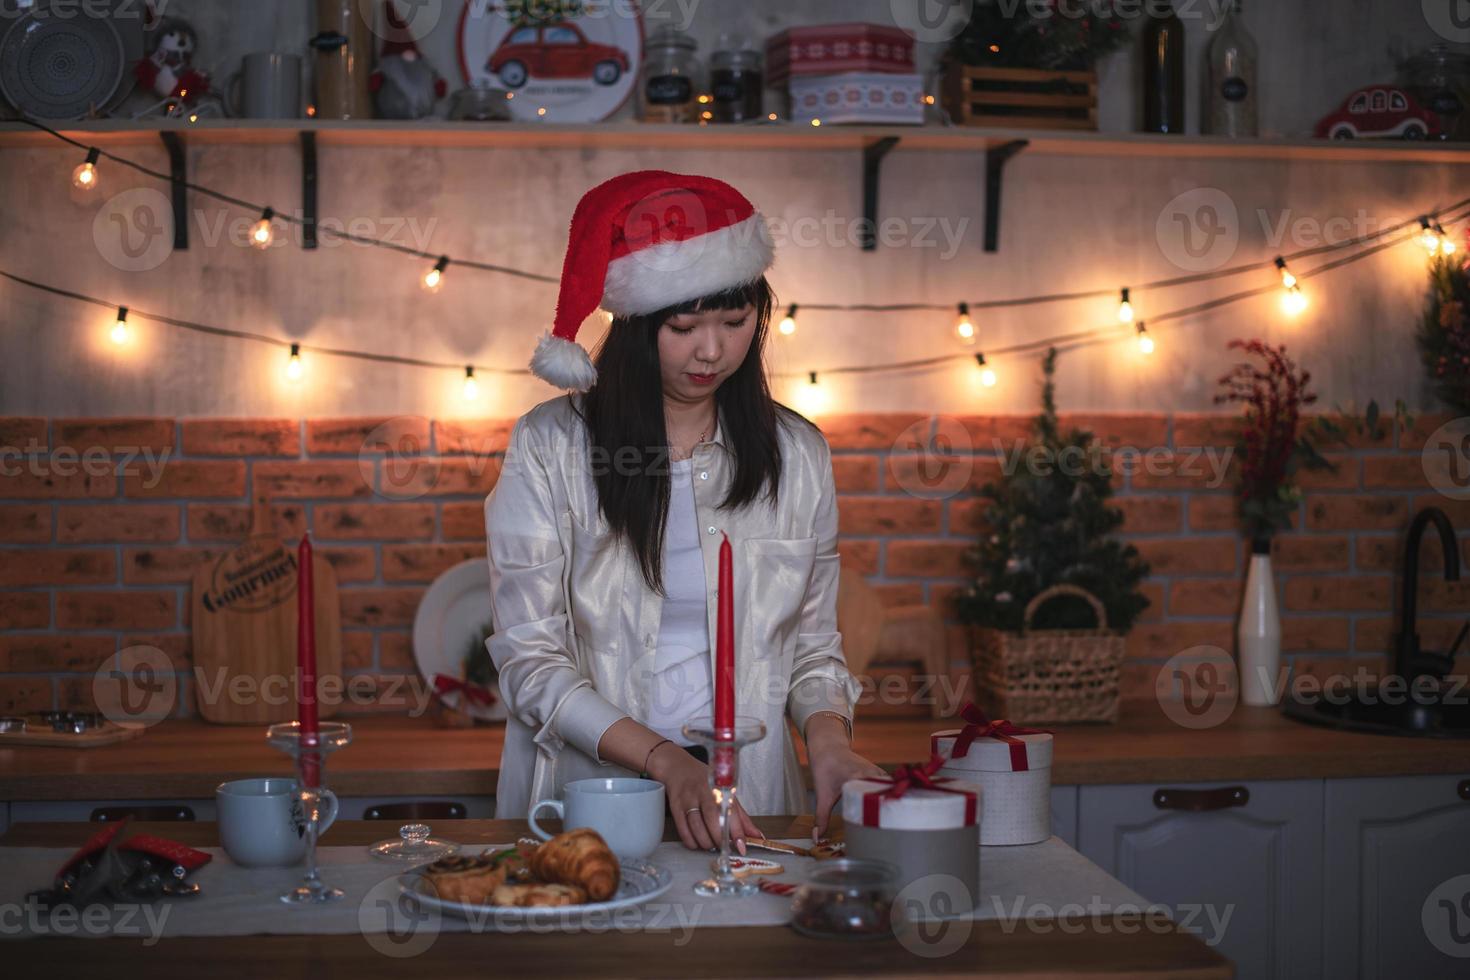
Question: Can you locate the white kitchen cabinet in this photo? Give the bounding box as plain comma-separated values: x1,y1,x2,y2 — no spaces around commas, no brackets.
1322,773,1470,979
1050,785,1077,848
1076,778,1324,980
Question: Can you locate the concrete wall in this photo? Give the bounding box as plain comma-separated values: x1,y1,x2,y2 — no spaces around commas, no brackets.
1,0,1468,420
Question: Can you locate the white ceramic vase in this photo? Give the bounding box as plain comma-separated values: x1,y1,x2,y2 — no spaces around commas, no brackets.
1237,538,1283,706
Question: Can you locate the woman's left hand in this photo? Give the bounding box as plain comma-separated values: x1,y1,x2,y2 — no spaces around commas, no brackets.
806,720,886,842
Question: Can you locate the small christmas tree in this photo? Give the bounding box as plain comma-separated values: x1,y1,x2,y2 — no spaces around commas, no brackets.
954,349,1150,633
498,0,584,27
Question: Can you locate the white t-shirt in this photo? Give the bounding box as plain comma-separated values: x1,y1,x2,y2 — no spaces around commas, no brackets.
643,456,713,744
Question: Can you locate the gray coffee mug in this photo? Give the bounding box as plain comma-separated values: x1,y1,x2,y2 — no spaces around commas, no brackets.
530,777,665,859
216,777,337,867
226,52,303,119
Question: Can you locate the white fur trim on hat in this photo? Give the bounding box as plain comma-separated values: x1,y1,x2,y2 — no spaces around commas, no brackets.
601,213,774,316
530,332,597,392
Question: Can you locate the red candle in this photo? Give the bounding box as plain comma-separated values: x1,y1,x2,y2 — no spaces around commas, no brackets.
297,533,320,786
713,534,736,788
715,533,735,731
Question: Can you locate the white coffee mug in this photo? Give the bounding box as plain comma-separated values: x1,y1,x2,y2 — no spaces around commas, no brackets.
529,777,665,859
216,777,337,867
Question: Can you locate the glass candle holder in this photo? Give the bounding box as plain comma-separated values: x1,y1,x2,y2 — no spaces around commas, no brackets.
680,713,766,898
265,720,352,903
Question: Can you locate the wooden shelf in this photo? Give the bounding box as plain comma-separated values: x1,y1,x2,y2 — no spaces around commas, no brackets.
4,118,1470,163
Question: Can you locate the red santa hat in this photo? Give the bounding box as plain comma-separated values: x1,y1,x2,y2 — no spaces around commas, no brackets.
531,170,776,391
379,1,422,60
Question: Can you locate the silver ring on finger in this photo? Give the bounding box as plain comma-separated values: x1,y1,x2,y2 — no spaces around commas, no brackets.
684,806,701,815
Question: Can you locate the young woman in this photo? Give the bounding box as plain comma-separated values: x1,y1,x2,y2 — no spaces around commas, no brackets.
484,171,884,852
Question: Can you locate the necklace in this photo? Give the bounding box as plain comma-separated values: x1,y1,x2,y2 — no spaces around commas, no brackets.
668,418,712,462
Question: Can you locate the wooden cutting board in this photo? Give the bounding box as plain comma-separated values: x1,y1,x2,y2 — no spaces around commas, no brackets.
190,494,341,724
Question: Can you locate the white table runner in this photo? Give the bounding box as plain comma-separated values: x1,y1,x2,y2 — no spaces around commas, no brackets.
0,837,1150,941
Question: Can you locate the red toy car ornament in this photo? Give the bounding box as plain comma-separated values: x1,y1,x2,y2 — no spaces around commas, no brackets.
1315,85,1443,140
488,21,630,89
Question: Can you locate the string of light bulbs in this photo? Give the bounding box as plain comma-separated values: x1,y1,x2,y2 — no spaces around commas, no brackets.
12,116,1469,401
4,201,1461,403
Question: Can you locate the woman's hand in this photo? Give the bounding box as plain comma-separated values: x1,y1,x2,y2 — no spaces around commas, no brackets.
806,713,885,842
647,741,759,854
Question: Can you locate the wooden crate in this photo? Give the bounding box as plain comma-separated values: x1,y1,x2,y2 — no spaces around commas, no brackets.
943,65,1098,130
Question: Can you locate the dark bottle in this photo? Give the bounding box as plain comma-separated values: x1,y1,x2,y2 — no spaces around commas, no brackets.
1143,1,1186,134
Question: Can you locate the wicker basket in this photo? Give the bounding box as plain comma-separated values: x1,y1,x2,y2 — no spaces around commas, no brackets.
942,65,1098,130
969,584,1123,724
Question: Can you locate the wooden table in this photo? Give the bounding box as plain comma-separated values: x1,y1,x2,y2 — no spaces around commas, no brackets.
1,816,1233,978
3,700,1466,802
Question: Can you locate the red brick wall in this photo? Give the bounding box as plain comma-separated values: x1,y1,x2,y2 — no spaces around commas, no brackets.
2,413,1467,718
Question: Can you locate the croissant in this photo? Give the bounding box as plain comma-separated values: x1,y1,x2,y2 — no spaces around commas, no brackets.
528,828,620,901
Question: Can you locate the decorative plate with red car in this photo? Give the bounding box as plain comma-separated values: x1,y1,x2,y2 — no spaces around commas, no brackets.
1314,86,1443,140
457,1,642,122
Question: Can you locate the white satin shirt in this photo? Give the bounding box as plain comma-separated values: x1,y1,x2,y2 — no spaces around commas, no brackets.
482,393,860,817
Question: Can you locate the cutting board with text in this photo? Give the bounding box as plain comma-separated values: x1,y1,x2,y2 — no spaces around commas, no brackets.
190,494,342,724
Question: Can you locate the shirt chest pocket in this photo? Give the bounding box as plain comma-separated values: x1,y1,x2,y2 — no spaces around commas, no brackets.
564,511,625,656
740,536,817,655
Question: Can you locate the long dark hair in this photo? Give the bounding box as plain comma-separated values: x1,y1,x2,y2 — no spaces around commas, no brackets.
577,275,809,593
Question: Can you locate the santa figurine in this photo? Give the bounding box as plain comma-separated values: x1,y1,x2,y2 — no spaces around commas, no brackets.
135,16,211,105
370,0,448,120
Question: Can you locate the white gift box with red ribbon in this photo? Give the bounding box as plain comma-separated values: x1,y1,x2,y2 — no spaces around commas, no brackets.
932,712,1054,846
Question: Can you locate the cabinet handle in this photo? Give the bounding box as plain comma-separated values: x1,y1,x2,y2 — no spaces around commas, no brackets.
1153,786,1249,811
1459,779,1469,802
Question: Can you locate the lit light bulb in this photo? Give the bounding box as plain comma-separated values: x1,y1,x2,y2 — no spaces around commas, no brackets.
778,304,798,337
1281,285,1308,317
251,207,275,250
110,306,130,345
811,118,822,127
795,370,829,415
1117,288,1134,324
974,353,996,388
954,302,975,346
422,256,449,293
1274,256,1297,289
1419,217,1441,255
1136,323,1154,355
71,148,100,191
462,366,479,401
286,343,303,381
1436,222,1456,255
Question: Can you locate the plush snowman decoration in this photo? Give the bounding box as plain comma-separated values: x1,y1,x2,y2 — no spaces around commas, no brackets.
369,0,448,120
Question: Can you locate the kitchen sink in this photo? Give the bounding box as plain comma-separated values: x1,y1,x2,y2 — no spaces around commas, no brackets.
1282,685,1470,738
1281,505,1468,739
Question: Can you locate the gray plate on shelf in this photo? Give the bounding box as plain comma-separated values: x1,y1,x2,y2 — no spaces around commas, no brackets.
0,1,131,118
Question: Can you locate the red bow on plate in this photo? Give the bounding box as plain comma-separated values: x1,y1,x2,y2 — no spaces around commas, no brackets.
432,674,497,708
934,702,1052,771
860,753,977,827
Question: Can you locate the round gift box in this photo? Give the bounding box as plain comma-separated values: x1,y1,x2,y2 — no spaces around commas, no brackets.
932,730,1052,846
840,776,982,917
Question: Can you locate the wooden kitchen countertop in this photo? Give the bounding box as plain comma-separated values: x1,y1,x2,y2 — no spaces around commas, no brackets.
1,816,1232,979
3,700,1466,802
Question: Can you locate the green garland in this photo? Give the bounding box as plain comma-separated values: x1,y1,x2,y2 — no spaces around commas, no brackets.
1417,251,1470,414
942,1,1135,72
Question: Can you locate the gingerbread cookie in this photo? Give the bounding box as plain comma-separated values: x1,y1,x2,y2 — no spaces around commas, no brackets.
728,857,785,877
810,839,846,860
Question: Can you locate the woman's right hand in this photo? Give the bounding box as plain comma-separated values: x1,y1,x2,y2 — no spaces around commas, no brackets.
647,741,757,854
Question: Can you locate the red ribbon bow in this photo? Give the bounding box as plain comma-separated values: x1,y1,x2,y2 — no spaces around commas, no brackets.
936,702,1052,771
432,673,497,708
860,753,977,827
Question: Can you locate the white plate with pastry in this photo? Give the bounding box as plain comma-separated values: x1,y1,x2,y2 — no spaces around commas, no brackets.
401,829,674,925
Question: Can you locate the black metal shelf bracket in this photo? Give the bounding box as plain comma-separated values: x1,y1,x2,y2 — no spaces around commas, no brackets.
861,136,901,251
300,130,319,250
984,139,1030,253
158,131,187,250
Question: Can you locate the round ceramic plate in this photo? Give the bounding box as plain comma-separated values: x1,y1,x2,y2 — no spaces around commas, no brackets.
412,558,503,721
401,858,674,925
0,5,125,119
